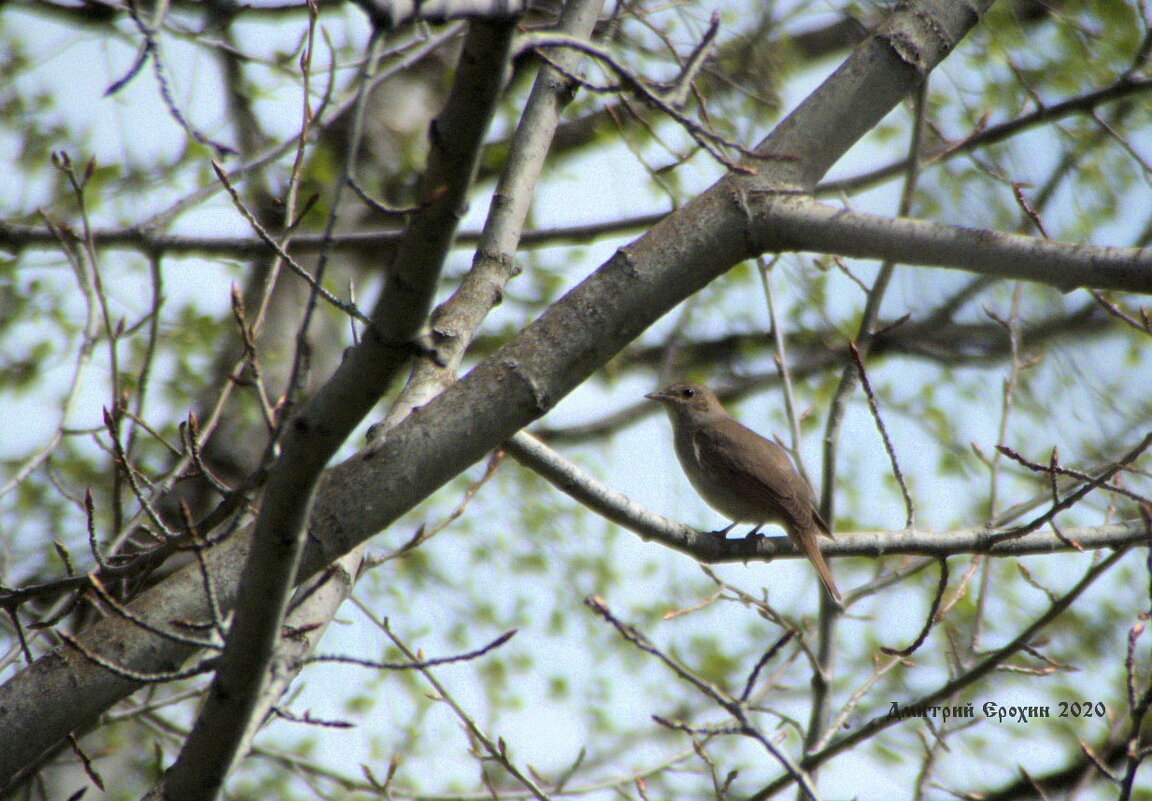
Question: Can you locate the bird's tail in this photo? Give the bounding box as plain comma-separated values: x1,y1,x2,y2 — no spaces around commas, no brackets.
798,527,842,605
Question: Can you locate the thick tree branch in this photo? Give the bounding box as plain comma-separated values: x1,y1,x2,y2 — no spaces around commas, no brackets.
745,0,985,191
158,19,519,801
378,0,607,431
754,196,1152,294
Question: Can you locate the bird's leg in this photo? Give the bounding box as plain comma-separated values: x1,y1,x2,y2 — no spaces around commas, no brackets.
710,521,739,537
743,524,764,539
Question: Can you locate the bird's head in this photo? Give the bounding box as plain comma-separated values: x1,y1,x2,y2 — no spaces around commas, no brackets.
645,382,726,422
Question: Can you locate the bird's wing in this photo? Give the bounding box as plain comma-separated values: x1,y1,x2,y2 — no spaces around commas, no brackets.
811,507,833,539
693,417,824,535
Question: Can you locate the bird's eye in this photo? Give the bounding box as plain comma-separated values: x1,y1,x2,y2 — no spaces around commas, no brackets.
682,387,695,398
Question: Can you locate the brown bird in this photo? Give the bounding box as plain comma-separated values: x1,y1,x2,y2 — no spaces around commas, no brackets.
646,382,841,604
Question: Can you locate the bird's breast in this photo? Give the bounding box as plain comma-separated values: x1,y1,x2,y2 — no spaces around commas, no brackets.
672,425,770,524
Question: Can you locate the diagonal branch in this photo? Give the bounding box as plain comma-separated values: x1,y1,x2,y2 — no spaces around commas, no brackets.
377,0,608,432
157,18,519,801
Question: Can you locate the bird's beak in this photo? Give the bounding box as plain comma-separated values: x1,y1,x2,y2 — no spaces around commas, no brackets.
644,391,666,402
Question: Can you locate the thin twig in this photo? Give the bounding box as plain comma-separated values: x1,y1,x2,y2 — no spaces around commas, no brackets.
211,161,370,325
87,573,218,651
748,544,1135,800
880,558,948,657
998,433,1152,539
740,630,796,702
358,607,552,801
848,341,914,528
310,630,516,670
585,595,823,800
997,443,1152,509
759,257,808,485
59,631,217,684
